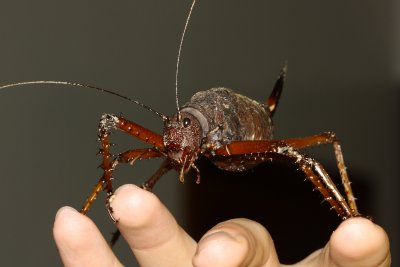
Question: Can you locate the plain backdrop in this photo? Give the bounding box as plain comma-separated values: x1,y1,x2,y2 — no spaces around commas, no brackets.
0,0,398,266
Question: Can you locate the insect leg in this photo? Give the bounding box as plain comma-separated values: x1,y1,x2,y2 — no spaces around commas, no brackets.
212,141,355,219
108,159,172,247
278,132,359,215
80,125,113,215
141,159,172,190
107,114,164,148
81,113,165,215
81,148,165,214
293,152,354,219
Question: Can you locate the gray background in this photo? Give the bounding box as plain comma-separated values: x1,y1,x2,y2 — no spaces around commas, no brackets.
0,0,398,266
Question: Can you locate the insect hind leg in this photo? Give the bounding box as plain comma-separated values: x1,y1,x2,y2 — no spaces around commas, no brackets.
293,150,354,219
279,132,359,215
212,141,357,219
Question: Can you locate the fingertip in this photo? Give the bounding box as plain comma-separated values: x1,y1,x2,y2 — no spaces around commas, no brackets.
53,205,102,250
329,217,391,266
53,206,85,246
55,205,78,219
111,184,162,229
53,206,122,267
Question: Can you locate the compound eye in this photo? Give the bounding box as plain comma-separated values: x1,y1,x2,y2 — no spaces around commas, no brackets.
183,117,191,127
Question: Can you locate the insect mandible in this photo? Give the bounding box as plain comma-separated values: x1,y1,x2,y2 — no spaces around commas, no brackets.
0,0,360,246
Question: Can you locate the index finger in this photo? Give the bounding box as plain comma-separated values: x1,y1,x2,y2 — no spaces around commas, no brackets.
110,184,197,267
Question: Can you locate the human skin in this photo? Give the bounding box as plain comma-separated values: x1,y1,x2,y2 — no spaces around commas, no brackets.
53,184,391,267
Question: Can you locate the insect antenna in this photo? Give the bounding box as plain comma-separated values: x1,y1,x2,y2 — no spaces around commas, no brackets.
175,0,197,120
0,80,167,120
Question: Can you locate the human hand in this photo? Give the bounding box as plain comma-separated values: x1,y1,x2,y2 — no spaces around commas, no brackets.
53,184,391,267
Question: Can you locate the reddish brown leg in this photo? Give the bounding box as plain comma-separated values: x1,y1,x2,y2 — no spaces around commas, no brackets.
108,159,172,247
212,139,357,219
80,126,113,215
213,132,359,216
80,114,166,215
278,132,358,215
141,159,173,190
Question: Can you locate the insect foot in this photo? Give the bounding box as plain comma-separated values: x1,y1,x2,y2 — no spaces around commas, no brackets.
106,192,119,223
99,114,119,133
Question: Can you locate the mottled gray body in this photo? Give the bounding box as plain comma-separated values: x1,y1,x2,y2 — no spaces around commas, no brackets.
182,87,273,146
177,87,274,171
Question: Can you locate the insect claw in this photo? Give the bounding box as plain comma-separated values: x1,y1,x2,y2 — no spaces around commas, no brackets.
111,161,119,169
106,194,119,223
141,183,150,191
179,173,185,183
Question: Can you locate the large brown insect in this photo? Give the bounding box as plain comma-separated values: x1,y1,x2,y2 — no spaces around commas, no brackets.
0,0,359,245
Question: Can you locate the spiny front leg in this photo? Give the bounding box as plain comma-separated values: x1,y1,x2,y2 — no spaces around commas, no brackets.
81,115,117,215
81,114,165,215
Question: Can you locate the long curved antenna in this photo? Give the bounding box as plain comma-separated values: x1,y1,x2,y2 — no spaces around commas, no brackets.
0,81,166,120
175,0,196,120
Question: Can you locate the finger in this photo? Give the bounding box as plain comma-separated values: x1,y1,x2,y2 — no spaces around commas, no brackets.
193,218,280,267
109,184,197,267
53,206,122,267
327,217,391,267
299,217,391,267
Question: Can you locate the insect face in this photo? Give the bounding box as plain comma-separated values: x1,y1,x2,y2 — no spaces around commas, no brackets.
163,111,203,166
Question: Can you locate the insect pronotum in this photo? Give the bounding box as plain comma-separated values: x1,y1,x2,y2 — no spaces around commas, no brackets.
0,0,359,246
